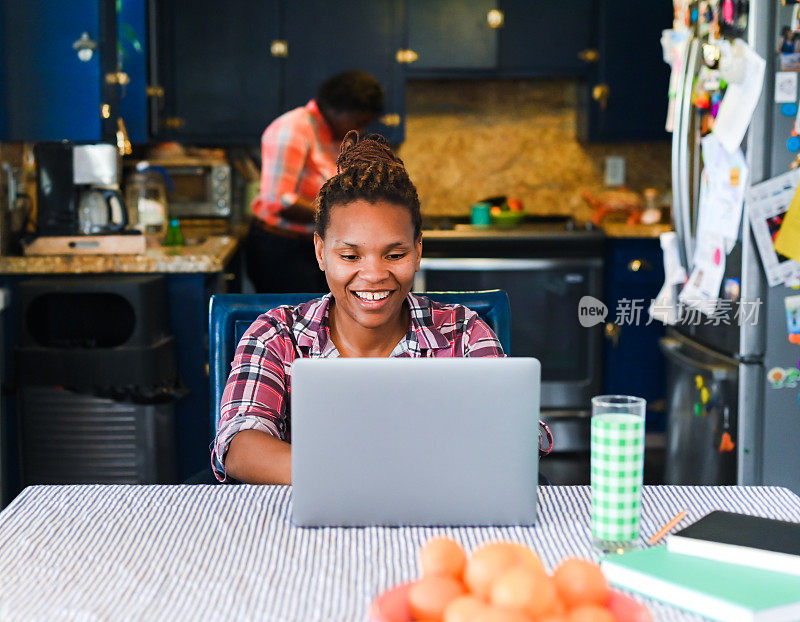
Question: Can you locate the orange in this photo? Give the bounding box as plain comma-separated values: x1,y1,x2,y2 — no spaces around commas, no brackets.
567,604,616,622
408,575,466,621
490,565,559,618
420,537,467,580
465,542,546,598
443,595,489,622
552,558,610,609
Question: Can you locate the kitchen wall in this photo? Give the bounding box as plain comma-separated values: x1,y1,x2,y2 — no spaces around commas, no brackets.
399,79,671,222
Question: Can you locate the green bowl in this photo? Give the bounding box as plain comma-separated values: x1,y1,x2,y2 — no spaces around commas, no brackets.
490,211,525,227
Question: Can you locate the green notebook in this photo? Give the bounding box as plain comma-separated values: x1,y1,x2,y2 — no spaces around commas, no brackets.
600,546,800,622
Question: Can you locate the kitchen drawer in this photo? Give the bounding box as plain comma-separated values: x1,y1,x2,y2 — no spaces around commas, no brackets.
607,239,664,287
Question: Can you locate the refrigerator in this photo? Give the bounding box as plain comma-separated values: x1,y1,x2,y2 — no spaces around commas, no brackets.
663,0,800,493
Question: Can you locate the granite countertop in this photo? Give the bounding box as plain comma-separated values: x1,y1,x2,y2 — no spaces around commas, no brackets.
600,222,673,238
0,224,245,275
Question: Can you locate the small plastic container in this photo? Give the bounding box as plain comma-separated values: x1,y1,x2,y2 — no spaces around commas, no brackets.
164,218,184,247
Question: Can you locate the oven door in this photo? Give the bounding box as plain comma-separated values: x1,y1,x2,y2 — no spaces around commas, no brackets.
414,257,604,413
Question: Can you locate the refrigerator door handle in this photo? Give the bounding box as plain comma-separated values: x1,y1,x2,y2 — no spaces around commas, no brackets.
671,38,690,271
678,39,700,269
659,337,737,379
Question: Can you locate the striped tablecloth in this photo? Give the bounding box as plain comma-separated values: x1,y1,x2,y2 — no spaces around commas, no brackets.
0,485,798,621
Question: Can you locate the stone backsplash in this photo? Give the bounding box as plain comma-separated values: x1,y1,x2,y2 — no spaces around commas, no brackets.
399,79,671,222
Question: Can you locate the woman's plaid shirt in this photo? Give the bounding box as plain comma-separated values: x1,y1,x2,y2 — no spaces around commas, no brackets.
212,293,552,481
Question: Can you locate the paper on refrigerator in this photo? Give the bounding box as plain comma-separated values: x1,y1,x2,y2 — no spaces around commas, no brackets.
650,232,688,325
713,40,766,153
774,184,800,264
697,134,748,243
746,169,800,287
679,234,727,316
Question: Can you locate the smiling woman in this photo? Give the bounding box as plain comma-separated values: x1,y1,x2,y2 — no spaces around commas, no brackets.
212,133,548,485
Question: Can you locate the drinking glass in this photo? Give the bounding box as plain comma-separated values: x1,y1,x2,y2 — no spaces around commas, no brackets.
590,395,646,552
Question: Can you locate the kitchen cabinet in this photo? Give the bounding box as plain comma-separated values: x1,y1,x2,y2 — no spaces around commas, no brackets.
404,0,593,78
152,0,282,144
0,0,147,144
577,0,672,142
405,0,497,72
497,0,594,77
282,0,405,144
153,0,403,144
0,0,119,142
603,237,667,430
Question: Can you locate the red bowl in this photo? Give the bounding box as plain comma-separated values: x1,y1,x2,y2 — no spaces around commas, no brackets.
369,582,653,622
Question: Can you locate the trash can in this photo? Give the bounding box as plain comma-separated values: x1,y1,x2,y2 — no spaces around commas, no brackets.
16,276,181,484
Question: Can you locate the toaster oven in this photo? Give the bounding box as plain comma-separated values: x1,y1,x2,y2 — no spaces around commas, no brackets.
125,157,231,218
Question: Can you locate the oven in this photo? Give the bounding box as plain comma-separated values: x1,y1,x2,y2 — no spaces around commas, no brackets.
413,229,605,466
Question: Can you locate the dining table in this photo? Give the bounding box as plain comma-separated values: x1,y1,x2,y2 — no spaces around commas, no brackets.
0,484,798,621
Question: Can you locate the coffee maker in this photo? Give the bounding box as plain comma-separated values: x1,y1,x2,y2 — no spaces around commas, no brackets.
35,142,129,236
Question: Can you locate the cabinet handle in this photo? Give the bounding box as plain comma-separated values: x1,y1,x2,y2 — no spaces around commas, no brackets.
486,9,504,28
164,117,186,129
578,49,599,63
147,85,165,99
396,49,419,64
105,71,130,86
627,258,653,272
592,84,610,110
270,40,288,57
604,322,620,348
72,32,97,62
380,113,401,127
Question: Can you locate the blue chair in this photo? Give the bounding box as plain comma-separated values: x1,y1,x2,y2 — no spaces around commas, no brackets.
208,290,511,434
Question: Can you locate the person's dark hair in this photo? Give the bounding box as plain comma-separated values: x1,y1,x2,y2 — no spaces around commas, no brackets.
316,71,385,115
315,131,421,240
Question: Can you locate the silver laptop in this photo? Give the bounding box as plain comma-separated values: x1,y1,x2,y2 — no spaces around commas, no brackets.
290,357,541,527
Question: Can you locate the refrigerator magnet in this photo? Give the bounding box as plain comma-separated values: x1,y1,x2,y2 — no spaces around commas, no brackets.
785,295,800,344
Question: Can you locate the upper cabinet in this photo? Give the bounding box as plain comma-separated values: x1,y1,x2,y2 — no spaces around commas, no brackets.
577,0,672,142
0,0,668,144
0,0,121,142
405,0,497,72
403,0,593,77
152,0,403,144
497,0,594,77
152,0,282,144
282,0,405,143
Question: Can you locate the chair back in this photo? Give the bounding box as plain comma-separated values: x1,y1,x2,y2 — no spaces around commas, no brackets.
209,290,511,434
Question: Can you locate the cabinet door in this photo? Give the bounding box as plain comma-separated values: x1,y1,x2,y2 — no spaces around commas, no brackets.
0,0,117,142
153,0,281,143
405,0,497,72
118,0,149,144
577,0,672,141
497,0,594,77
283,0,405,143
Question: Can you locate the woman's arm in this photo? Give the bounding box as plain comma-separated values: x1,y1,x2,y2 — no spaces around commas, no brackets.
225,429,292,484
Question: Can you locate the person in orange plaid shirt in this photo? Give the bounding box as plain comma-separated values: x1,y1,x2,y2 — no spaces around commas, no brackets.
246,71,384,293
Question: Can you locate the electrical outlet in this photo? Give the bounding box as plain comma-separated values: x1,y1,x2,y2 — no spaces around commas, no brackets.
604,156,626,187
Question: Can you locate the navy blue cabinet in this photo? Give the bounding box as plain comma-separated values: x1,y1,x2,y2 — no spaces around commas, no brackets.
603,238,667,430
405,0,497,72
283,0,405,144
0,0,116,142
0,0,147,144
497,0,594,77
152,0,281,144
577,0,672,142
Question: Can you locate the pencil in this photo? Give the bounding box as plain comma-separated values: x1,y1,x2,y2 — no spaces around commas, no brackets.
648,510,688,545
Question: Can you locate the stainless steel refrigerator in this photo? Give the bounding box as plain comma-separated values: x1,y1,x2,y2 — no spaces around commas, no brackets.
663,1,800,493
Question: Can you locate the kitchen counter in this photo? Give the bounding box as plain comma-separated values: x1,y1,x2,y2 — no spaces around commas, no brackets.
600,222,673,238
0,225,244,275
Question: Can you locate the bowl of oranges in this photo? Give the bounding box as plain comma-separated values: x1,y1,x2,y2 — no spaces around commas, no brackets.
369,537,651,622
